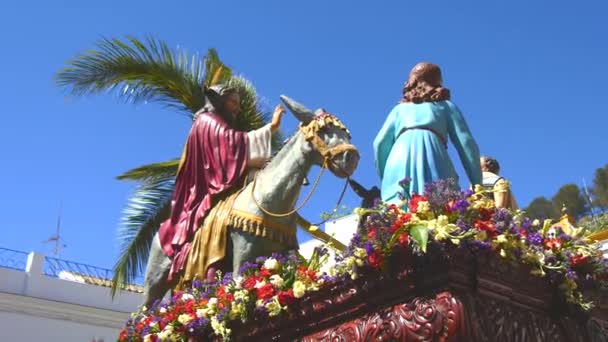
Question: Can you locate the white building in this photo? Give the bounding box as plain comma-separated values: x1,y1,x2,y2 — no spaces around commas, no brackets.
0,249,143,342
0,216,359,342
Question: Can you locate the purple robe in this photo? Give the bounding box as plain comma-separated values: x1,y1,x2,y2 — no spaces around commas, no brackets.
159,112,249,280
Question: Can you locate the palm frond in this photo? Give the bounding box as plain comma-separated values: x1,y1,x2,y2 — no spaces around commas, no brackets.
227,75,283,147
56,36,233,116
111,175,174,296
116,159,179,182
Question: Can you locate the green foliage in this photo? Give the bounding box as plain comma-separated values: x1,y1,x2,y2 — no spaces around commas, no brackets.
551,183,588,218
591,164,608,209
56,36,271,295
525,197,559,221
319,205,351,221
409,224,429,253
579,212,608,233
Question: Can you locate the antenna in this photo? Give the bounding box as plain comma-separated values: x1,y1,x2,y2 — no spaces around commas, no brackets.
42,202,67,256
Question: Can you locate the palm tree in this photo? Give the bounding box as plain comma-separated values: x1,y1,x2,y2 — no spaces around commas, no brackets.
56,36,272,295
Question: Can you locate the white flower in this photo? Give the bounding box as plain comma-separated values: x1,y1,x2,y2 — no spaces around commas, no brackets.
207,297,218,309
264,258,279,271
254,280,267,289
234,276,244,290
269,274,284,288
293,280,306,298
149,321,159,329
181,293,194,301
196,308,210,318
159,307,167,314
532,219,540,226
157,324,174,340
143,335,153,342
178,313,193,325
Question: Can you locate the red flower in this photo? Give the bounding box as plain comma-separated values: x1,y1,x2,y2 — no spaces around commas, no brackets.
368,228,377,240
368,251,383,269
217,285,228,300
518,229,528,238
243,276,259,290
135,322,144,332
118,329,128,341
544,238,562,251
398,233,410,246
307,269,318,281
570,255,589,268
408,194,427,213
474,220,496,236
277,289,296,306
259,267,272,278
479,208,495,221
256,283,276,300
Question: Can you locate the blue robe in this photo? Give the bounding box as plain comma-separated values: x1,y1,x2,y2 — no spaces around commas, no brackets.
373,100,482,204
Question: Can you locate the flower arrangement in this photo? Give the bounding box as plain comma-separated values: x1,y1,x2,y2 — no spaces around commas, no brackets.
348,178,608,310
118,249,334,341
119,179,608,341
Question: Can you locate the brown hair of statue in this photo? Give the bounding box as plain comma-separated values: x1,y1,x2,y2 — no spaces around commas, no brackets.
402,62,451,104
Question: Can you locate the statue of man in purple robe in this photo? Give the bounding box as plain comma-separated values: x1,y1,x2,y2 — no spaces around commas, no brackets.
159,85,285,281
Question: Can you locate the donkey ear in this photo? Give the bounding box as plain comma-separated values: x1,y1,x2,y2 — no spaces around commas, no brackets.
280,95,314,125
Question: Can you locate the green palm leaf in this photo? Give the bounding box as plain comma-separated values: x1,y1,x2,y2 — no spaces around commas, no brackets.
56,36,231,116
111,175,174,296
116,159,180,182
56,36,273,295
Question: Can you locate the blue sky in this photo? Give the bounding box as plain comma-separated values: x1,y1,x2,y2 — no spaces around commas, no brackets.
1,0,607,272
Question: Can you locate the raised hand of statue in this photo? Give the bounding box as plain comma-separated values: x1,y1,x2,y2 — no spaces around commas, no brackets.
271,105,285,132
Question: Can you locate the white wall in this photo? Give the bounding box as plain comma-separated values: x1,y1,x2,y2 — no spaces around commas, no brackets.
0,251,143,342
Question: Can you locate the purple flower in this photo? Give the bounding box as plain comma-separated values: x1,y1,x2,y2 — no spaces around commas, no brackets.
423,179,461,213
364,242,375,255
255,256,268,264
528,233,543,246
450,199,470,213
566,270,578,280
558,233,572,242
238,261,259,275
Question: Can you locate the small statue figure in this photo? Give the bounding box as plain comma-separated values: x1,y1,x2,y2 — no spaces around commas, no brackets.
480,155,518,210
373,62,482,204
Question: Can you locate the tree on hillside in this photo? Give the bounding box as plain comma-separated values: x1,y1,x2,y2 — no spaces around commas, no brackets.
551,184,588,219
525,197,559,221
591,164,608,211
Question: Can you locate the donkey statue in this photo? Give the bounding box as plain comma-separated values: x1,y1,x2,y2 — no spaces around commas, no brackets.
142,95,360,306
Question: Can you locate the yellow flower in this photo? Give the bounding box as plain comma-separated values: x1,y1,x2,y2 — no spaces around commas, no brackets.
495,234,508,244
354,248,366,259
475,230,488,241
265,297,284,317
293,281,306,298
178,313,193,325
417,201,431,214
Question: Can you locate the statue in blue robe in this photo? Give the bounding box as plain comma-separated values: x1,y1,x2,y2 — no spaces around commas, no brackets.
373,63,482,204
